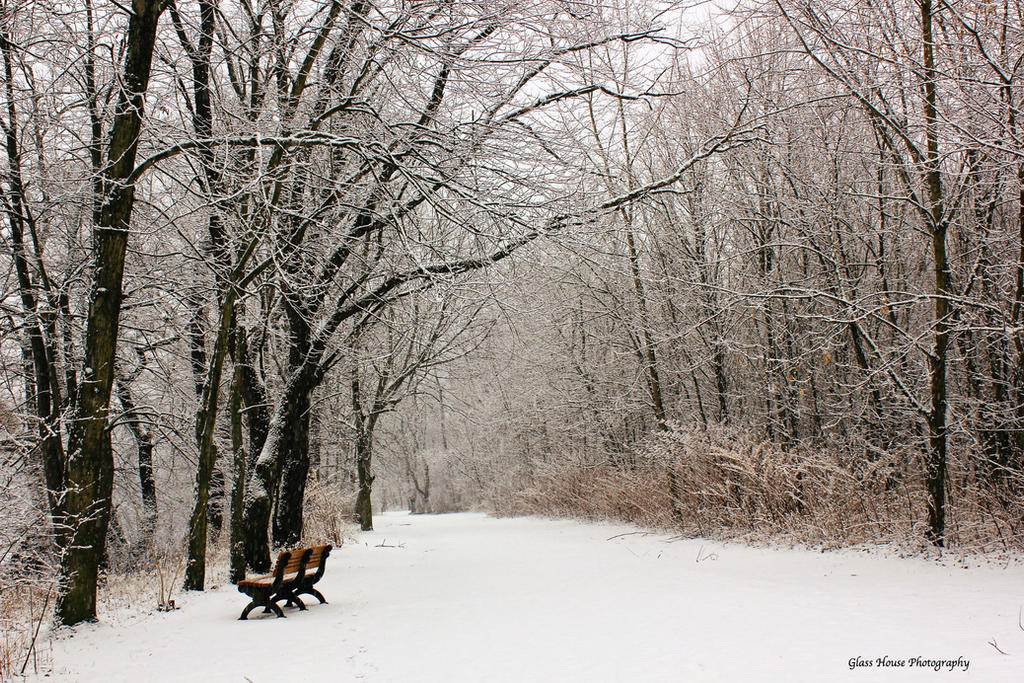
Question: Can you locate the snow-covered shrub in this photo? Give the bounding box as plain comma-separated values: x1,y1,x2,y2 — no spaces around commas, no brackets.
0,421,58,679
487,424,1023,556
301,479,359,547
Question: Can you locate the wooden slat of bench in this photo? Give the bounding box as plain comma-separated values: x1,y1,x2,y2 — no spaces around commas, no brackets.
238,577,273,588
282,548,306,570
238,572,300,588
239,548,327,587
281,545,329,573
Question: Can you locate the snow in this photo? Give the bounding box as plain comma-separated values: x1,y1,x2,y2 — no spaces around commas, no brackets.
30,512,1024,681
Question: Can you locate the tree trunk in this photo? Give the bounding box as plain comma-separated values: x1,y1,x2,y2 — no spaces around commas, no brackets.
56,0,165,626
228,345,247,584
713,343,729,425
208,458,225,536
921,0,949,546
272,384,312,547
269,298,315,546
406,457,429,514
1,21,66,521
353,375,374,531
236,328,270,464
243,364,317,571
355,430,374,531
184,290,237,590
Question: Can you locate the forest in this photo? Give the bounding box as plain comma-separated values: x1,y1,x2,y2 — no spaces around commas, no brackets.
2,0,1023,666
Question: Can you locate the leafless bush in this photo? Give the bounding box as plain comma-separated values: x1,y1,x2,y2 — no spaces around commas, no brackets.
0,582,54,681
301,480,359,548
488,425,1024,558
0,432,57,680
947,472,1024,558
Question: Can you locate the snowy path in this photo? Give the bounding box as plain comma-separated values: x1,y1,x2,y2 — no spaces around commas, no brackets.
31,512,1024,682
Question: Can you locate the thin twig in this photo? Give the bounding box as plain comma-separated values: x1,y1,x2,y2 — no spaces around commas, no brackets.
20,584,51,676
696,546,719,563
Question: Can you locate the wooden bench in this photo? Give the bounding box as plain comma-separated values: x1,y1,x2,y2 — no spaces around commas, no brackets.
237,544,332,620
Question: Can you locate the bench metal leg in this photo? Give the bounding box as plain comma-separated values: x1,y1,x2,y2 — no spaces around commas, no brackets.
272,589,306,611
239,597,286,620
239,599,260,620
299,588,327,604
285,595,307,611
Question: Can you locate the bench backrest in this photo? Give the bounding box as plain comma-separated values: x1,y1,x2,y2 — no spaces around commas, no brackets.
271,544,332,585
298,544,331,585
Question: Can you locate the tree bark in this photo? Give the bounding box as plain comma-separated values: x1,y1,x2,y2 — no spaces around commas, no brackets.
354,430,374,531
353,375,374,531
228,340,247,583
184,289,237,590
243,364,318,571
921,0,950,546
56,0,166,626
272,383,312,546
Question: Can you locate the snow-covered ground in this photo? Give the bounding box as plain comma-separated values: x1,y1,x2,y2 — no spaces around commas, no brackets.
28,512,1024,681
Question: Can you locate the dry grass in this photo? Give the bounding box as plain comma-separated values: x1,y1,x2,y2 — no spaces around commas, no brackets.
0,545,193,681
301,479,360,547
0,456,56,681
0,583,54,681
488,425,1024,559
